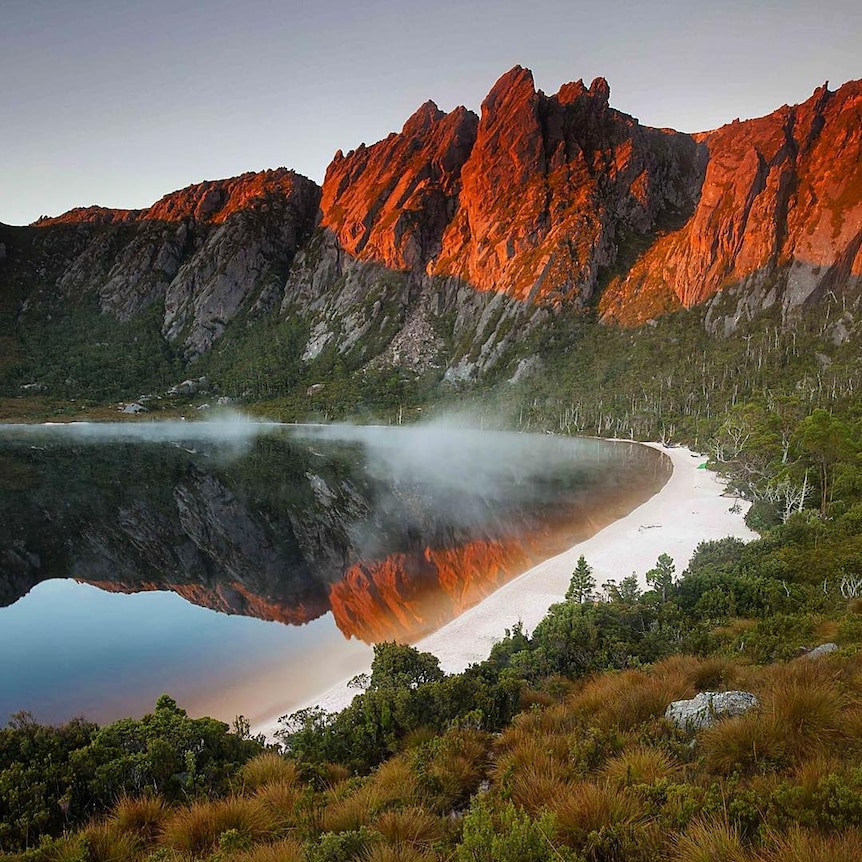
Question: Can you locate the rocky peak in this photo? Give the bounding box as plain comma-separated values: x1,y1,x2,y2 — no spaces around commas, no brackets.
599,78,862,327
143,168,309,224
319,100,478,270
431,67,701,302
402,100,446,136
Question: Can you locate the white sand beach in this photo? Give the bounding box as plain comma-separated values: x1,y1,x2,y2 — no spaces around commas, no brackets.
254,442,757,739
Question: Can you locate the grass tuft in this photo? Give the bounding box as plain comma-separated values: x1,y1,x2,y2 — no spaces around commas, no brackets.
240,752,302,791
671,817,748,862
160,797,274,855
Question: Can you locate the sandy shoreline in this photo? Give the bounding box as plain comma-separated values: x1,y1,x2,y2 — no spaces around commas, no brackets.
253,442,757,739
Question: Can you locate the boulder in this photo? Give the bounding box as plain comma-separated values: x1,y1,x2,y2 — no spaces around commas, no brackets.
804,642,839,660
665,691,758,730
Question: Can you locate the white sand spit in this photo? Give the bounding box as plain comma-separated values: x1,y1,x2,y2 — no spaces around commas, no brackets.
254,442,756,739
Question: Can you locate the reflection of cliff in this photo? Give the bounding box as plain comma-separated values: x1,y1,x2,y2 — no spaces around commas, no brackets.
0,433,669,639
329,538,533,642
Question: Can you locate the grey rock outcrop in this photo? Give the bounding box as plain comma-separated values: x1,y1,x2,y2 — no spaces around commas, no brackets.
665,690,758,730
804,642,839,659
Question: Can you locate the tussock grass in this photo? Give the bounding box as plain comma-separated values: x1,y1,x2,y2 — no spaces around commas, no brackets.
160,797,274,856
758,826,862,861
361,844,440,862
653,654,740,692
367,756,421,807
240,752,302,791
550,780,644,846
321,785,384,834
415,728,490,811
255,779,304,830
80,822,143,862
671,817,748,862
764,661,846,758
373,806,446,849
230,837,305,862
109,794,168,840
701,713,784,773
567,668,694,730
602,744,678,787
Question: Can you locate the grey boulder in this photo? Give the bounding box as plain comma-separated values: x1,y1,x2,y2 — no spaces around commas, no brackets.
665,691,758,730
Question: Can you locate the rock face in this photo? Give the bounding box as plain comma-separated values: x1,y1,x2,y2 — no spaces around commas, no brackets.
600,80,862,329
23,169,321,358
665,691,759,730
2,68,860,385
321,102,479,271
431,67,702,303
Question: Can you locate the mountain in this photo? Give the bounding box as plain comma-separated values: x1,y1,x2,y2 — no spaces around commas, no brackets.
1,68,860,400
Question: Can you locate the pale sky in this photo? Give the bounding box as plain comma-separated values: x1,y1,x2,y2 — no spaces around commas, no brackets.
1,0,859,225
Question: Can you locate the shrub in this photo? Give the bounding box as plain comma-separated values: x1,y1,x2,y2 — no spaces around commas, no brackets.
305,826,381,862
455,796,561,862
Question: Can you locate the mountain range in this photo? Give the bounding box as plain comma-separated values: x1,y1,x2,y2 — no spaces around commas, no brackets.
1,66,860,396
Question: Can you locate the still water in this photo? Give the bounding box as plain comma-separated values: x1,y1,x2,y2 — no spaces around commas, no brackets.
0,419,668,727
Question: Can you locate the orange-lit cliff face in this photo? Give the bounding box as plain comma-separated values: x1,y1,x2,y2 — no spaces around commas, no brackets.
318,66,702,304
599,80,862,327
320,103,478,270
328,538,533,643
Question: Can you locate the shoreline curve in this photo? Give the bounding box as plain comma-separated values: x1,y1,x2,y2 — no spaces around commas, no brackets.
253,442,757,739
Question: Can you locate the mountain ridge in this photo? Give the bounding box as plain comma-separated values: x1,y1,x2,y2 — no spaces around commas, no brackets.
1,67,860,399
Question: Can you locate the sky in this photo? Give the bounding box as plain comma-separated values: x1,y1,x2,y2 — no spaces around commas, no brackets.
1,0,859,226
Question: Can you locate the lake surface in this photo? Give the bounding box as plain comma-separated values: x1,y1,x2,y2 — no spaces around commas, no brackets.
0,419,669,727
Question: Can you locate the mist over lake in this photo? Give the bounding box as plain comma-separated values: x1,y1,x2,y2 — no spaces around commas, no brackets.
0,418,668,725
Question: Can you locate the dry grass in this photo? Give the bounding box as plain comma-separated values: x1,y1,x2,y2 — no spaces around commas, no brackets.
255,779,304,830
602,745,678,787
240,752,302,791
160,797,274,856
373,806,446,849
417,728,490,811
109,794,168,840
321,785,384,834
757,826,862,861
567,668,694,730
763,661,847,758
230,837,305,862
671,817,748,862
653,654,740,692
78,822,143,862
550,780,644,847
361,844,440,862
701,712,784,774
367,755,421,807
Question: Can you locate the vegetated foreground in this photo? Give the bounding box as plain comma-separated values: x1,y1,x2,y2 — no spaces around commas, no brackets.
3,404,862,861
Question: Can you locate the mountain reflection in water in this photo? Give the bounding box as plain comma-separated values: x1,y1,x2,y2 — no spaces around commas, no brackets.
0,419,669,723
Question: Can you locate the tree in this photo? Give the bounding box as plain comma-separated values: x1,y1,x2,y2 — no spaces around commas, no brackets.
646,553,676,603
795,409,856,514
566,555,595,603
368,642,444,691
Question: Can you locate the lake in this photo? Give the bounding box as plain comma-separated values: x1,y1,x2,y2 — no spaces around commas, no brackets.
0,418,669,727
